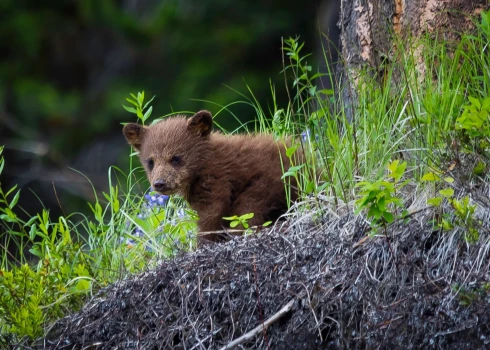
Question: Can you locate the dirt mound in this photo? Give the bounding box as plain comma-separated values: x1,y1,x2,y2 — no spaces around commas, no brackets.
34,197,490,349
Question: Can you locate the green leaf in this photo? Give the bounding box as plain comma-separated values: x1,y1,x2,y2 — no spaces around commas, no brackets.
137,91,143,107
439,188,454,198
7,230,24,237
468,96,481,109
394,161,407,181
29,224,37,241
444,177,454,183
24,215,37,227
421,172,441,181
143,106,153,122
387,160,400,174
122,105,137,114
136,109,144,120
103,192,111,202
230,221,239,228
380,181,395,191
281,164,305,179
93,202,103,222
223,216,238,221
5,184,18,197
308,86,317,96
355,196,370,208
383,211,394,223
427,197,443,206
482,97,490,109
113,198,120,213
143,95,156,109
356,181,371,189
310,72,325,80
285,145,298,158
289,164,305,172
9,190,21,209
317,182,329,192
73,279,91,293
0,213,17,223
319,89,334,96
390,197,403,207
473,161,486,175
125,98,139,107
241,213,254,220
368,206,382,220
441,218,453,230
29,246,42,258
310,109,326,120
305,181,315,194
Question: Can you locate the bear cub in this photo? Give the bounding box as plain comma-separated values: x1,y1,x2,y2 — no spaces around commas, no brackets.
123,110,298,244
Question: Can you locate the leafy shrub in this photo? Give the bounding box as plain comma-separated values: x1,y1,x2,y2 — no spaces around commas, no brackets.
355,160,409,228
0,114,195,343
0,146,91,339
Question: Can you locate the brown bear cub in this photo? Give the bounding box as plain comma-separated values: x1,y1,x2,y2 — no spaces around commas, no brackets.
123,110,299,244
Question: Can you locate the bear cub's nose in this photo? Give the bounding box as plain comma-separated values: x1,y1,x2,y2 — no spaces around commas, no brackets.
153,179,167,192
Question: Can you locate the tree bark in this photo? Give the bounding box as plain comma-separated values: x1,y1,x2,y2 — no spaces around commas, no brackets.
338,0,490,96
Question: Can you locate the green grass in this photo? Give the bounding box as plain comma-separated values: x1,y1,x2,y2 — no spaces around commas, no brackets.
0,146,195,341
0,10,489,346
273,14,490,203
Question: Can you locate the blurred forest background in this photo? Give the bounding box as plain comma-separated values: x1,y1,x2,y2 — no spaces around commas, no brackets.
0,0,340,220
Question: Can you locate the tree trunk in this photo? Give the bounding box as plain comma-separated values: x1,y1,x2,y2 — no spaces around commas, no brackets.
338,0,490,112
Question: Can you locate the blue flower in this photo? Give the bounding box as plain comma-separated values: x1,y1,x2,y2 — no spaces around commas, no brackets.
301,130,310,142
144,191,169,208
157,195,169,206
301,129,320,143
124,190,173,249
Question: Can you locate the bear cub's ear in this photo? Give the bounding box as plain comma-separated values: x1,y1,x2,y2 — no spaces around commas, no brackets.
187,110,213,137
123,123,147,151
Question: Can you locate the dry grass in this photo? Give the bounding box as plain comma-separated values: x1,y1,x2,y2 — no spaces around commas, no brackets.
28,185,490,349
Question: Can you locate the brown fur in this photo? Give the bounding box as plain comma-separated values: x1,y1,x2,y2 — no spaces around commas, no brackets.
123,110,298,244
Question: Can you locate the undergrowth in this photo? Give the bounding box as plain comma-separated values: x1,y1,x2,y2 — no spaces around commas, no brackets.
0,10,489,346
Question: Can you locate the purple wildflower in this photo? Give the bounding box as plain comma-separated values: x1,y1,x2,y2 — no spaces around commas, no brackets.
301,130,310,142
301,129,320,143
125,190,172,248
157,195,169,206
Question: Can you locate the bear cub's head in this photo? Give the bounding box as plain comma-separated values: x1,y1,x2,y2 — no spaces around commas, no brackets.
123,110,213,196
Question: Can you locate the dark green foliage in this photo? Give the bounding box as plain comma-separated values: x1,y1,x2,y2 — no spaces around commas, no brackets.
0,0,318,156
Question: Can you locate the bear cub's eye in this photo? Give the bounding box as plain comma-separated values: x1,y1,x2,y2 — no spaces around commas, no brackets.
147,158,154,171
170,156,181,165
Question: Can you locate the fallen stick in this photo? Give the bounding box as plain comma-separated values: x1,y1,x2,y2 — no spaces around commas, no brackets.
218,299,295,350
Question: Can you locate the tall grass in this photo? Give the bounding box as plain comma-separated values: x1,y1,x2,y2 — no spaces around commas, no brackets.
263,13,490,205
0,143,193,342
